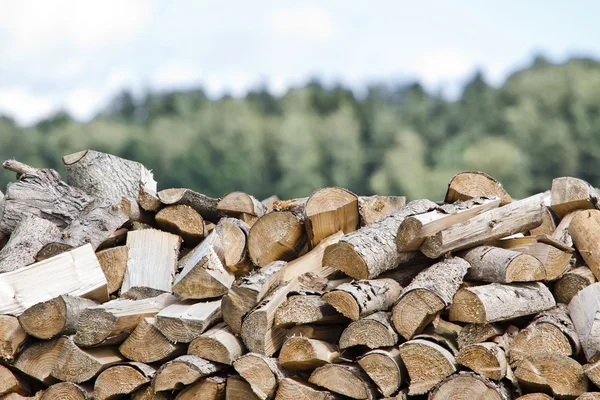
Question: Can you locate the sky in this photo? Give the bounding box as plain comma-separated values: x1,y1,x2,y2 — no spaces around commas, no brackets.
0,0,599,126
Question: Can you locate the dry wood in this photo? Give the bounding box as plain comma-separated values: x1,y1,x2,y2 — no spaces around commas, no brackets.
40,383,90,400
215,217,251,275
121,229,181,299
0,315,27,363
1,393,44,400
0,244,108,315
18,295,97,339
553,211,578,247
285,324,345,344
515,395,554,400
155,299,222,343
75,294,177,347
309,363,378,400
226,375,260,400
137,184,161,212
188,322,245,365
422,192,548,258
398,196,501,251
304,187,359,248
357,348,405,397
262,195,280,209
569,210,600,280
222,261,286,334
445,171,512,206
555,266,596,304
339,311,397,349
357,195,406,226
217,192,268,218
456,342,508,380
428,371,510,400
132,385,173,400
279,337,339,371
119,317,186,363
530,206,557,236
95,227,128,251
274,295,345,327
584,360,600,390
276,377,339,400
248,211,306,267
152,355,223,392
322,278,401,321
391,257,470,340
172,230,234,299
94,363,154,400
461,245,546,283
398,338,457,395
155,205,204,246
176,375,226,400
578,394,600,400
233,353,290,400
14,337,66,385
449,282,555,323
568,283,600,361
551,177,599,218
158,188,221,222
0,365,29,397
324,199,438,279
514,353,588,399
96,245,128,294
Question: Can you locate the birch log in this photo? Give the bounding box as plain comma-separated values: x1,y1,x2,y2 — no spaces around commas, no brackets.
460,245,546,283
158,188,221,222
445,171,512,206
357,195,406,226
309,363,378,400
279,337,339,371
569,283,600,361
188,322,245,365
152,355,223,392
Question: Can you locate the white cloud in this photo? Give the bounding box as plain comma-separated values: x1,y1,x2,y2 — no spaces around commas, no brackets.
411,48,475,98
63,88,106,121
0,88,58,125
151,62,202,89
271,6,334,40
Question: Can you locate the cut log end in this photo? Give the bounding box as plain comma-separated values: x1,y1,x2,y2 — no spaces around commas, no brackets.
308,364,374,400
305,187,359,248
322,290,360,321
445,171,512,206
392,289,445,340
155,205,204,246
322,242,368,280
399,339,457,395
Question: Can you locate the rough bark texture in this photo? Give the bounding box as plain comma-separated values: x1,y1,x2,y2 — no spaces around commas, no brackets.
445,171,512,206
158,188,221,222
569,282,600,361
461,245,546,283
358,195,406,226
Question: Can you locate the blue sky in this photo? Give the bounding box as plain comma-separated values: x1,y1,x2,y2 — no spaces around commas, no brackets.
0,0,598,125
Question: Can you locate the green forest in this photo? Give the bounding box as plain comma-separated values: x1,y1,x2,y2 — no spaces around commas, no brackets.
1,56,599,201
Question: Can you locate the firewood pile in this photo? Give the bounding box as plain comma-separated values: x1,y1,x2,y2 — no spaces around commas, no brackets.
3,150,600,399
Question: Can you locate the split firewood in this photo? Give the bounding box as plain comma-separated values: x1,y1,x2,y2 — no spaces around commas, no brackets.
14,337,66,384
274,295,345,327
172,230,234,299
2,392,44,400
397,196,501,251
0,365,29,397
222,260,286,334
132,385,172,400
449,282,555,323
569,210,600,280
569,283,600,361
460,245,546,283
552,211,577,247
322,278,401,321
304,187,359,248
515,394,554,400
509,305,579,366
324,199,438,279
137,184,161,212
391,257,470,340
96,246,128,294
155,205,204,246
121,229,181,299
119,317,186,363
429,315,462,339
94,363,154,400
428,371,510,400
273,197,307,214
233,353,290,400
529,206,557,236
0,215,60,273
155,299,222,343
248,211,306,267
584,360,600,390
445,171,512,206
554,266,596,304
309,363,378,400
276,377,340,400
188,322,245,365
152,355,223,392
75,293,177,347
398,338,457,395
514,353,588,399
217,192,268,218
357,195,406,226
0,316,27,363
339,311,398,349
18,295,97,339
226,375,260,400
51,337,124,383
158,188,221,222
578,394,600,400
176,375,226,400
456,342,508,380
357,348,405,397
95,227,128,251
1,161,93,235
279,337,339,371
39,383,90,400
214,217,251,275
0,244,109,315
285,324,345,343
550,177,599,218
421,192,548,258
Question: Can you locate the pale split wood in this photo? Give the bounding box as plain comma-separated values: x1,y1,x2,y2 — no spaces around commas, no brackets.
568,283,600,361
0,244,109,315
577,393,600,400
324,199,438,279
276,378,340,400
248,211,306,267
226,375,260,400
456,342,508,380
428,315,463,342
273,197,308,215
14,337,66,385
188,322,245,365
274,295,345,327
553,211,578,247
461,245,546,283
175,375,226,400
137,185,162,212
569,210,600,281
0,315,27,364
0,365,30,397
152,355,223,392
584,359,600,390
449,282,555,324
357,195,406,226
95,227,128,251
357,347,405,397
285,324,345,344
1,392,44,400
445,171,512,206
119,317,186,363
308,363,378,400
554,266,596,304
279,337,339,371
156,205,204,246
132,385,173,400
217,192,268,217
339,311,398,349
428,371,511,400
233,353,290,400
40,383,90,400
158,188,221,222
421,192,547,259
514,394,554,400
121,229,181,299
551,177,599,218
94,363,155,400
155,299,222,343
96,245,128,294
215,217,252,275
530,206,557,236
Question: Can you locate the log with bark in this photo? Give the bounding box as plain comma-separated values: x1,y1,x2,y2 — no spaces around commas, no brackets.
569,210,600,281
152,355,223,392
93,363,154,400
338,311,398,349
308,363,378,400
187,322,245,365
0,315,27,363
155,205,205,246
445,171,512,206
233,353,290,400
554,266,596,304
551,176,599,218
274,294,345,327
279,337,339,371
248,211,306,267
460,245,546,283
158,188,221,222
118,317,186,363
357,348,405,397
568,282,600,361
217,192,268,219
